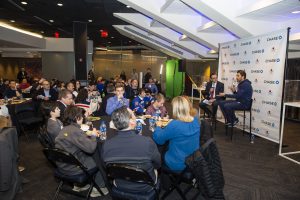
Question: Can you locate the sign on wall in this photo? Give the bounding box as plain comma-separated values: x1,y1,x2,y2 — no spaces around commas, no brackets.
218,29,288,143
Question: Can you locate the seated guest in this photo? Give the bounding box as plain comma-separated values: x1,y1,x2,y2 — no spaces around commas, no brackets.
41,101,62,144
57,81,65,92
33,80,58,101
55,106,108,197
19,79,30,90
0,99,9,118
153,96,200,171
96,77,105,94
131,88,146,115
125,79,139,99
66,81,77,98
57,90,73,119
143,88,154,108
102,107,161,193
3,80,22,99
75,80,82,93
0,79,9,98
145,78,158,95
99,83,115,116
199,73,224,118
145,93,167,117
218,70,253,126
75,88,97,115
106,83,129,115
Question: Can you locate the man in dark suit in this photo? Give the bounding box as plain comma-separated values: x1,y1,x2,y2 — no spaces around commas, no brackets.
17,67,28,83
57,90,73,120
199,73,224,118
33,80,58,101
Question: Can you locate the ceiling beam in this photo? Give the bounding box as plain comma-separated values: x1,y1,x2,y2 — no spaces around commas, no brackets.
160,0,175,13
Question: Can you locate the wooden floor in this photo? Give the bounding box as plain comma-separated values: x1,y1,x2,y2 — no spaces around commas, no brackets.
15,119,300,200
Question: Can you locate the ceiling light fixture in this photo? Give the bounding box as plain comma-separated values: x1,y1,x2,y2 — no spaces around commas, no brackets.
126,5,131,8
41,31,44,33
57,3,63,7
10,20,15,23
291,10,300,14
21,1,27,5
88,19,93,22
49,19,54,23
111,36,114,38
0,22,43,38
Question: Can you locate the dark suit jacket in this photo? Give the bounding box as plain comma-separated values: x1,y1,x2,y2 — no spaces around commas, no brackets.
17,71,28,82
204,81,224,100
33,88,58,101
57,101,67,121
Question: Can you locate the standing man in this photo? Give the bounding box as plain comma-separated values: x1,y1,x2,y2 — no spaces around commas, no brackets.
131,68,139,80
199,73,224,118
218,70,253,126
144,68,152,84
106,83,129,115
17,67,28,83
88,66,95,83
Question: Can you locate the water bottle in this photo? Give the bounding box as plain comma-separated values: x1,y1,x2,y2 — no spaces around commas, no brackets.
149,117,155,132
250,134,255,144
154,109,161,120
4,96,8,104
136,120,143,135
99,121,107,140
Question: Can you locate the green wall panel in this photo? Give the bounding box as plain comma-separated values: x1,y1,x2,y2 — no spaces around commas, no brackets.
165,59,185,98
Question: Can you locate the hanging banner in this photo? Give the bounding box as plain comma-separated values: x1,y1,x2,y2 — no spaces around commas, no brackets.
218,29,288,143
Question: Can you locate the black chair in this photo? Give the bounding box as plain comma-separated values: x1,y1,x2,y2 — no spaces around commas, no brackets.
43,148,104,200
227,99,253,141
37,125,54,148
15,101,43,140
106,163,160,200
160,166,198,200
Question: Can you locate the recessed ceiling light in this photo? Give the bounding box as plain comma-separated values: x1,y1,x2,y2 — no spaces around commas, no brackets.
10,20,15,23
126,5,131,8
40,31,44,33
88,19,93,22
111,36,114,39
129,40,131,43
49,20,54,23
291,10,300,14
57,3,63,7
100,29,103,32
108,41,111,43
21,1,27,5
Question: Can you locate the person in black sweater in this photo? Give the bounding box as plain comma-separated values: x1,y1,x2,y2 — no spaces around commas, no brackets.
98,83,115,116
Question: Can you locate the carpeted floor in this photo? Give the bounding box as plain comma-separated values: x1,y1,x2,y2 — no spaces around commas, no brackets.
15,118,300,200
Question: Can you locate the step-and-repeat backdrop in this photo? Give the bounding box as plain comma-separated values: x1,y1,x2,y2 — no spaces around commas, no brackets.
218,29,288,143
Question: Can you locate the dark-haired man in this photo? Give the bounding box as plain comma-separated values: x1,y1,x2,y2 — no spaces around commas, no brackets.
3,80,22,99
102,107,161,193
106,84,129,115
57,90,73,119
130,88,146,115
218,70,253,126
199,73,224,118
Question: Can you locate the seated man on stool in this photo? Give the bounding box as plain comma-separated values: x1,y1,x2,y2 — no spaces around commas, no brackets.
199,73,224,118
218,70,253,127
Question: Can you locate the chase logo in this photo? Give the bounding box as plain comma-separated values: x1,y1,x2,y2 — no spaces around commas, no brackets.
252,49,264,54
257,39,261,43
261,120,275,127
230,52,239,56
221,45,230,49
221,78,228,81
222,62,229,65
241,41,251,46
267,35,282,41
265,58,280,63
253,89,261,93
251,70,263,73
240,60,250,64
229,70,238,73
262,100,277,106
264,80,279,84
252,108,260,113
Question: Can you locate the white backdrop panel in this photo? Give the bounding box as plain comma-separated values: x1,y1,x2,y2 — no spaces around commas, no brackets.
218,29,288,143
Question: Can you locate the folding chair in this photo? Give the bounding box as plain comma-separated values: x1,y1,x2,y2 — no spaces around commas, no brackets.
106,162,160,200
43,148,104,200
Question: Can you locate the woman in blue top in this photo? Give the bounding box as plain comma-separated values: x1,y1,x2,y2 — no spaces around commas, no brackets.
153,96,200,171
